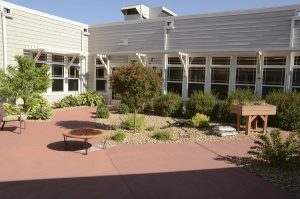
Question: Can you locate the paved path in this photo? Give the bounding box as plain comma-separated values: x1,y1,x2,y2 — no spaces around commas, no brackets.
0,107,297,199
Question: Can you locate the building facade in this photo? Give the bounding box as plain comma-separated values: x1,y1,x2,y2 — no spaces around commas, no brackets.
1,1,300,103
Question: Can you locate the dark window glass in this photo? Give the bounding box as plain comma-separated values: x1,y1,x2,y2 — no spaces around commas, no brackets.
96,58,107,65
96,80,106,92
189,57,206,65
292,87,300,92
36,63,44,68
68,57,80,64
264,56,286,65
263,68,285,86
168,67,183,81
188,83,204,97
237,57,257,65
33,53,47,61
212,57,230,65
69,67,79,78
236,85,255,92
96,68,105,78
189,67,205,82
211,85,228,100
126,8,139,15
68,79,78,91
262,87,284,97
236,68,256,84
294,56,300,66
167,82,182,96
52,55,64,63
293,68,300,87
168,57,181,65
211,68,229,83
52,65,64,78
52,79,64,92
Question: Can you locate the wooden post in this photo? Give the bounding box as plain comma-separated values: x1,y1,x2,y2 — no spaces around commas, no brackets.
236,115,241,132
245,116,252,135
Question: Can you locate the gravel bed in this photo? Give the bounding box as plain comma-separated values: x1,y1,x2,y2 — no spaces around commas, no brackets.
96,113,259,145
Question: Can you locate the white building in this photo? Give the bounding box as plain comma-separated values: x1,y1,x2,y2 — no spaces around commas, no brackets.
1,1,300,103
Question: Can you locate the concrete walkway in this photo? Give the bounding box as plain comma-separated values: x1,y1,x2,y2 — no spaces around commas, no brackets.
0,107,296,199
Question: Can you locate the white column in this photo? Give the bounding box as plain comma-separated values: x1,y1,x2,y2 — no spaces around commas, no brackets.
285,52,294,91
107,58,112,103
229,56,237,94
182,55,189,101
256,52,263,97
64,56,68,93
204,56,211,93
162,54,168,94
1,8,7,72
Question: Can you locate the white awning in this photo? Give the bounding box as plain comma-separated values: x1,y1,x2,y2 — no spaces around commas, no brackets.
24,45,86,56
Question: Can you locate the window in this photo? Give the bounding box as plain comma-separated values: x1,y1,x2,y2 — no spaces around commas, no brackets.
237,57,257,65
264,56,286,66
52,65,64,92
211,68,229,99
188,67,205,97
294,56,300,66
68,57,80,64
236,68,256,85
211,68,229,83
68,66,79,91
167,67,183,96
212,57,230,65
52,55,64,63
35,63,44,68
96,58,107,65
168,57,181,65
32,53,47,62
4,8,11,15
189,57,206,65
168,67,183,81
96,67,106,92
262,68,285,96
188,84,204,97
292,68,300,90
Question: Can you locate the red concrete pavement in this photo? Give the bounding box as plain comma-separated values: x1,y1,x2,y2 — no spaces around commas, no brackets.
0,107,297,199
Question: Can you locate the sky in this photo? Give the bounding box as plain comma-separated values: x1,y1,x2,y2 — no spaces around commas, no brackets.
6,0,300,25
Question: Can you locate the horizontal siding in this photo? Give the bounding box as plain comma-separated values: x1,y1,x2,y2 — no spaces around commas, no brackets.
0,18,3,69
6,8,87,66
293,20,300,47
89,21,165,54
168,10,294,50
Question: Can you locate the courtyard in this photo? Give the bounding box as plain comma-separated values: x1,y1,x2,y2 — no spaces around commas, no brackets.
0,107,297,199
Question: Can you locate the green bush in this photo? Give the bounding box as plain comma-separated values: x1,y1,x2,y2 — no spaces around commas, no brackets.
186,91,216,117
121,114,145,131
216,88,258,122
153,93,182,117
143,98,155,113
146,125,157,132
112,132,126,142
265,91,300,131
79,92,104,107
117,103,130,114
191,113,210,128
3,103,21,115
248,129,300,167
152,130,172,141
96,104,110,119
28,97,52,120
53,95,81,108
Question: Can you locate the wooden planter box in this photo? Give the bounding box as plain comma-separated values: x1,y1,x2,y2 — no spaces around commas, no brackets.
230,104,276,116
230,104,276,134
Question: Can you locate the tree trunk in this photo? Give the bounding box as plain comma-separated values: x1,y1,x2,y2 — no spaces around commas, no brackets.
134,108,137,133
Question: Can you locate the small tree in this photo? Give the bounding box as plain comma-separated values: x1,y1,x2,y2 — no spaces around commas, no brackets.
110,63,162,133
0,56,51,111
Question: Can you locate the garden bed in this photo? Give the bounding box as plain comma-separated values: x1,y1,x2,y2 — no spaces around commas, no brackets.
96,113,259,145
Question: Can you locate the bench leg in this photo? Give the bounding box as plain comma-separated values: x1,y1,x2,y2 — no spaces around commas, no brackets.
1,122,5,130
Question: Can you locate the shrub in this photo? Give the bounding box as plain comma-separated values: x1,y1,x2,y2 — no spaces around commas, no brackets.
121,114,145,131
3,103,21,115
96,104,110,119
143,98,155,113
248,129,300,167
152,130,172,141
79,92,104,107
53,95,81,108
265,91,300,131
28,97,52,120
217,88,258,122
191,113,210,128
153,93,182,117
186,91,216,117
112,132,126,142
146,125,157,132
117,103,130,114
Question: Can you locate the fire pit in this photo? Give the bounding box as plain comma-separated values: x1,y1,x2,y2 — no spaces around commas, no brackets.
62,128,108,155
